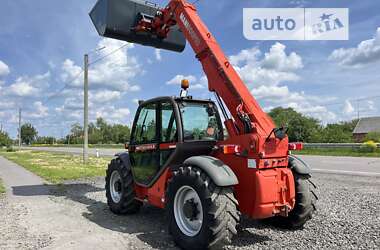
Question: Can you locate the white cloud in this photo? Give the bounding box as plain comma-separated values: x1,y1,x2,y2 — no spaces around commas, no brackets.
329,27,380,67
343,100,355,114
26,101,49,119
60,59,82,87
5,72,50,97
167,74,197,85
367,100,376,111
229,47,261,66
95,106,130,123
60,38,141,92
0,60,10,76
90,90,121,104
229,43,339,122
166,74,206,89
155,49,162,61
261,43,303,71
231,43,302,88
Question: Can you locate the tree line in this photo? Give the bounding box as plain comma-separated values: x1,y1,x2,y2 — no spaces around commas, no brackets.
0,117,131,146
268,107,366,143
1,108,379,147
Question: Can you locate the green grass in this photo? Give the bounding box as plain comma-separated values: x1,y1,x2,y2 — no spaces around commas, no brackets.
0,150,112,183
0,178,5,194
295,148,380,158
30,144,124,149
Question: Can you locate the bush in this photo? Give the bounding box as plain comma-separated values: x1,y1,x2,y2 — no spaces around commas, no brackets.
364,132,380,143
358,141,378,153
6,146,15,152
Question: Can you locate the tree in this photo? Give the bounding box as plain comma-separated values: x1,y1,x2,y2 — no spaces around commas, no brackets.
65,123,83,144
320,124,353,143
65,118,131,145
35,136,55,145
268,107,321,142
364,132,380,143
21,123,38,145
0,131,11,147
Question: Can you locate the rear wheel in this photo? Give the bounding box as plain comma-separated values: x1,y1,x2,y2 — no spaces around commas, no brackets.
105,158,142,214
166,166,240,250
270,173,317,229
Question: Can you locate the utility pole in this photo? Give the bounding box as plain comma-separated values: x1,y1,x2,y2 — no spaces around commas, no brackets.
356,100,360,120
18,108,22,150
83,54,89,164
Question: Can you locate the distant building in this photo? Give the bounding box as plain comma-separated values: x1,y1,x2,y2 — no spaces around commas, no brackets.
353,116,380,142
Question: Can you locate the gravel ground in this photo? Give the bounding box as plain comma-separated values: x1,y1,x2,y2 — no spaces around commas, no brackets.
0,195,52,249
0,173,379,249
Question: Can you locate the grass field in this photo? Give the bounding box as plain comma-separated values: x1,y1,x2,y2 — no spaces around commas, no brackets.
30,144,124,149
0,150,112,183
295,148,380,158
0,178,5,194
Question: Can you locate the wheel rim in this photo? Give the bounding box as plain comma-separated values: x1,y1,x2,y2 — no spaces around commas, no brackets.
110,170,122,203
174,185,203,236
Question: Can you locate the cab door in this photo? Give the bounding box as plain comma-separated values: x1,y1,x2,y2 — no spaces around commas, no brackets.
159,101,178,166
129,102,160,185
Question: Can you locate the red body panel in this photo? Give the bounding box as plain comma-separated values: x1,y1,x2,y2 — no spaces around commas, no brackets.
132,0,295,219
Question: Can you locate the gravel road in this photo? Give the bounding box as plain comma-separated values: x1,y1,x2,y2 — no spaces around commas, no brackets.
1,157,379,249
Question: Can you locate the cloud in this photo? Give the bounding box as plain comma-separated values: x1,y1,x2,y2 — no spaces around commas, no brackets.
90,90,121,104
155,49,162,61
231,43,303,87
0,60,10,76
230,43,339,122
166,74,206,89
5,72,50,97
95,106,130,123
60,38,141,92
343,100,355,114
25,101,49,119
329,27,380,67
367,100,376,111
60,59,82,87
261,43,303,71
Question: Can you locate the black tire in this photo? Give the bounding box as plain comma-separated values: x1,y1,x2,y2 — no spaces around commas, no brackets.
105,158,142,214
166,166,240,250
270,173,317,229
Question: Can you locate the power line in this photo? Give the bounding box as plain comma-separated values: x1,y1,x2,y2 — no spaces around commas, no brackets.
89,43,129,66
322,94,380,107
42,69,84,105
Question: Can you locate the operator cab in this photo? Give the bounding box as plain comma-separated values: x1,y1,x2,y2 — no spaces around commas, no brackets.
128,85,223,186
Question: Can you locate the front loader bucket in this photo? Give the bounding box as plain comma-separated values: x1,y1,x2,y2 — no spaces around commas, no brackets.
89,0,186,52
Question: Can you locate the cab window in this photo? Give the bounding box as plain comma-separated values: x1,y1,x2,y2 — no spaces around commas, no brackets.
180,102,221,141
161,102,177,143
133,103,157,144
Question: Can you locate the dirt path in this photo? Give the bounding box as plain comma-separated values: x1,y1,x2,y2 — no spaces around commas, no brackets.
0,156,171,250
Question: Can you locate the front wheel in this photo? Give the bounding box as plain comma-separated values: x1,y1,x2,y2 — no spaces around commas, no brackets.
105,158,142,214
166,166,240,250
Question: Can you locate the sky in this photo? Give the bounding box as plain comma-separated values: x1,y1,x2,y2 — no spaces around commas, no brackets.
0,0,380,138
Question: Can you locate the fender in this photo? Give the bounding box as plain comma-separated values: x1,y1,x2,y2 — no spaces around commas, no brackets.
115,152,132,169
184,156,238,186
288,155,311,175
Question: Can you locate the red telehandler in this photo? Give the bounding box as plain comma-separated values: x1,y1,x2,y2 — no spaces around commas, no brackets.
90,0,317,249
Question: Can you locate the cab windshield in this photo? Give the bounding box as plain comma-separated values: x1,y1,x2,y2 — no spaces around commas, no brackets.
179,102,221,141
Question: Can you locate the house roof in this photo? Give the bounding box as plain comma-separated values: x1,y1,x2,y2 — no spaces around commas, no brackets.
353,116,380,134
